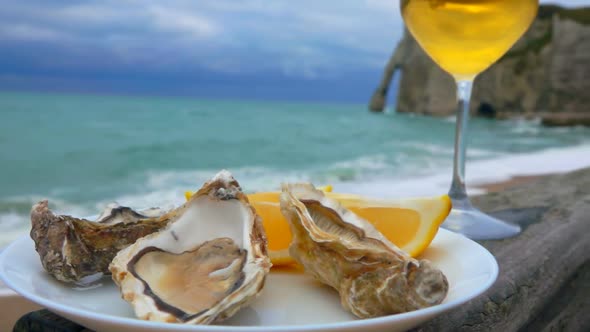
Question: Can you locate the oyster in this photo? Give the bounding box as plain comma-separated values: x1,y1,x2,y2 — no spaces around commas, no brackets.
109,171,271,324
30,201,169,283
280,183,448,318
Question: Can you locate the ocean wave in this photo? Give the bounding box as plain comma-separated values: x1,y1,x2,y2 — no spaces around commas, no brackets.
396,141,454,156
328,154,389,171
0,211,25,229
144,167,312,193
0,195,95,247
442,116,456,123
468,148,504,158
3,143,590,248
0,195,92,216
335,143,590,199
508,122,543,135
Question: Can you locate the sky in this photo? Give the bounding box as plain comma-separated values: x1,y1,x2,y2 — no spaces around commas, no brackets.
0,0,586,103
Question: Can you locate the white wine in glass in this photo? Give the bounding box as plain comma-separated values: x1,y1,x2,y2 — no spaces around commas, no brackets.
401,0,538,239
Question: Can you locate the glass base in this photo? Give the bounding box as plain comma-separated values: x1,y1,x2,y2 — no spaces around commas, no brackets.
442,197,521,240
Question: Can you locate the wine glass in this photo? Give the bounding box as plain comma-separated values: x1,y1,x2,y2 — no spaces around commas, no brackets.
400,0,539,240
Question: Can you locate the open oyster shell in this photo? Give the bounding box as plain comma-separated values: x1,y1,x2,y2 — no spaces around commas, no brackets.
30,201,169,283
109,170,271,324
280,183,448,318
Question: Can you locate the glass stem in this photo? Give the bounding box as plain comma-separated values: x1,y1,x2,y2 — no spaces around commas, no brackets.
449,79,474,203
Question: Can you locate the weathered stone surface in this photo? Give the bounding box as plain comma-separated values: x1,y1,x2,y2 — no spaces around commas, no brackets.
540,113,590,126
370,6,590,126
413,167,590,331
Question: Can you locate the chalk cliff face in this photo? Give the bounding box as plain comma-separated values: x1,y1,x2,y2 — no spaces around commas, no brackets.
369,6,590,126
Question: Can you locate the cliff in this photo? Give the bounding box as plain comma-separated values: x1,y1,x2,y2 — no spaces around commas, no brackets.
369,5,590,126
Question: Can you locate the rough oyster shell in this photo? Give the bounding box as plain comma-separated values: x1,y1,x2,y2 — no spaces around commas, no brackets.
95,203,166,224
109,170,271,324
30,202,169,283
280,183,448,318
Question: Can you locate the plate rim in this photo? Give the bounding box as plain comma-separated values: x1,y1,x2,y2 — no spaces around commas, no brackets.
0,229,498,331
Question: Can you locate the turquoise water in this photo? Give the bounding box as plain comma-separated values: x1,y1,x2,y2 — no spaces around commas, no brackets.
1,91,589,244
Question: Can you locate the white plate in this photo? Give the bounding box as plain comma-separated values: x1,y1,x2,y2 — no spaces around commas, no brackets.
0,229,497,332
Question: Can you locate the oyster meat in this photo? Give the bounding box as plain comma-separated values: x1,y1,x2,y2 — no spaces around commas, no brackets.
30,202,169,283
109,170,271,324
280,183,448,318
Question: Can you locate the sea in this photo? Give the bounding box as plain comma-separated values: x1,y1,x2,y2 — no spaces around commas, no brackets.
1,91,589,246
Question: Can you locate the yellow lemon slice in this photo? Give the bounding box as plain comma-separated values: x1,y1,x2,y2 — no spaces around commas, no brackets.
343,195,451,257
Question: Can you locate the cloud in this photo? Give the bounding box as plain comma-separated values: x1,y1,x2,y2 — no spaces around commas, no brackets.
56,4,125,23
0,0,585,95
0,0,403,80
146,6,220,39
364,0,398,11
0,23,67,41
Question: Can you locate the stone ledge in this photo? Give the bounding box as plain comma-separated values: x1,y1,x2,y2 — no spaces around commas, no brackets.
414,168,590,331
540,113,590,127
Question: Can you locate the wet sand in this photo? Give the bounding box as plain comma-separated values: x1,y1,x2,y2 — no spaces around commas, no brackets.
475,173,555,193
